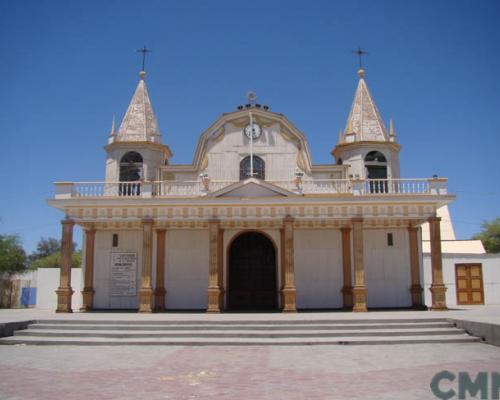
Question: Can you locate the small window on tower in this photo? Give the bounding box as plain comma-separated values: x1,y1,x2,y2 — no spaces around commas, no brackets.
387,233,394,247
112,234,119,248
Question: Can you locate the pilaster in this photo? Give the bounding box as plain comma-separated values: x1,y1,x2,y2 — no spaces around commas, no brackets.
352,217,367,312
207,218,223,312
80,226,95,312
281,215,297,312
428,216,447,310
138,218,154,313
56,218,75,313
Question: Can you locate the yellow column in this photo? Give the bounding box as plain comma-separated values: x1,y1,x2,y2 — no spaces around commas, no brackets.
352,218,367,312
207,218,223,312
408,225,425,309
80,225,95,311
428,216,447,310
138,218,154,313
56,218,75,313
154,229,167,311
281,215,297,312
341,227,353,309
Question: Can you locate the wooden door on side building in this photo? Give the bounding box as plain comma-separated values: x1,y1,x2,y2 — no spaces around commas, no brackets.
455,264,484,305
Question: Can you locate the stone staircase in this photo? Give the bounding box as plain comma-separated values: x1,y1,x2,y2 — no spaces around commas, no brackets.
0,317,481,345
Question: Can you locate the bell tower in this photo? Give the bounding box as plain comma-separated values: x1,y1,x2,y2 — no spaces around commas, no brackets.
332,68,400,180
105,70,172,183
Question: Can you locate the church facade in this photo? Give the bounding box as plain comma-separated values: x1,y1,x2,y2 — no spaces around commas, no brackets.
49,68,453,313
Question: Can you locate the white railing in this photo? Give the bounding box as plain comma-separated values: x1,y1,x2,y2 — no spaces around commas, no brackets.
153,181,201,197
270,179,352,194
71,182,143,198
54,178,446,199
360,179,430,195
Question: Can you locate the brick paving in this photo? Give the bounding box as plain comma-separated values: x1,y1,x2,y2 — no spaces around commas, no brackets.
0,342,499,399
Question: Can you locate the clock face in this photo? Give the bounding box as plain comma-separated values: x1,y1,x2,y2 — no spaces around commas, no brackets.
244,123,262,140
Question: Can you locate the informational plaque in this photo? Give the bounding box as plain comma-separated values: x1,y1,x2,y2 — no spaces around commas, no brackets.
111,252,137,296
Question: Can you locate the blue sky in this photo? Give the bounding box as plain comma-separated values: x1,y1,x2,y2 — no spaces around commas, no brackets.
1,0,499,252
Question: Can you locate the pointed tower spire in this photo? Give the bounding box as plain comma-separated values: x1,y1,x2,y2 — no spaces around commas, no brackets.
110,114,116,135
344,68,388,142
337,129,344,144
389,118,397,142
117,71,162,143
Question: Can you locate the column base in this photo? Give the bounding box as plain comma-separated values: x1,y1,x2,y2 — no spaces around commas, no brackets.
154,287,166,312
341,285,353,309
282,287,297,312
430,284,448,310
80,287,95,312
207,287,223,313
352,286,368,312
56,286,74,313
410,284,425,309
138,287,154,313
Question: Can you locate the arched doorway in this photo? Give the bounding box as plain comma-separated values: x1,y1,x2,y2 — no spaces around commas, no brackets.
228,232,277,311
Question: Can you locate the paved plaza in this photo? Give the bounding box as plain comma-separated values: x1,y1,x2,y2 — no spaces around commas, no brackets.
0,307,499,399
1,342,499,399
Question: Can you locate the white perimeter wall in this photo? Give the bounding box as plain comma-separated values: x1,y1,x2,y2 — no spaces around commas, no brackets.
423,254,500,306
294,229,343,309
166,230,209,309
364,229,412,308
93,230,143,309
36,268,82,310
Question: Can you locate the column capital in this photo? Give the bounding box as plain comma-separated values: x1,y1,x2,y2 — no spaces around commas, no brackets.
208,217,220,225
141,218,154,225
155,228,167,234
341,226,352,233
407,224,419,232
351,217,364,224
61,218,75,226
83,224,96,233
428,216,442,223
283,215,294,223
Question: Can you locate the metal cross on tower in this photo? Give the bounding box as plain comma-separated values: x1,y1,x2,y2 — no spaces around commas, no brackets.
137,46,152,72
352,47,369,69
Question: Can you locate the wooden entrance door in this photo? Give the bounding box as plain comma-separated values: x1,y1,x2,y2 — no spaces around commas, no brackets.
455,264,484,305
228,232,277,311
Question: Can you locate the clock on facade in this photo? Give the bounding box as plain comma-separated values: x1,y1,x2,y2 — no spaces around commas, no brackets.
244,123,262,140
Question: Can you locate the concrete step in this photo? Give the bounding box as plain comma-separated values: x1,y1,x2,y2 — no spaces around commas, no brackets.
28,322,455,331
13,328,466,339
33,318,450,326
0,317,480,346
0,334,480,346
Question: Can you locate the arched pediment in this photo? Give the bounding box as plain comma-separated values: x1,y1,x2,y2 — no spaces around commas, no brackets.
175,108,315,175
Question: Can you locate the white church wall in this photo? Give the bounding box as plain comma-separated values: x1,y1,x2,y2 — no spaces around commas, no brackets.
93,230,143,309
423,254,500,307
364,229,412,308
36,268,82,310
166,230,209,309
294,229,343,309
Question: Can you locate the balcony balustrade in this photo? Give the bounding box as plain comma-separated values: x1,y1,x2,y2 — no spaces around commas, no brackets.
54,178,447,199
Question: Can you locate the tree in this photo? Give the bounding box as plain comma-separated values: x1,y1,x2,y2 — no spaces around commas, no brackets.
34,237,61,258
30,251,81,269
473,217,500,253
0,235,27,276
31,237,77,259
29,237,81,269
